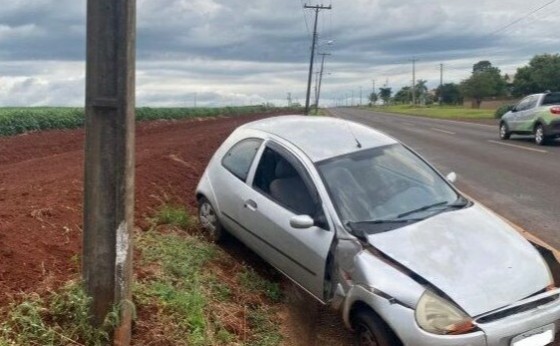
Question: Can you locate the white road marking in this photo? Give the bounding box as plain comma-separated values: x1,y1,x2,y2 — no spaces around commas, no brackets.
370,110,496,128
488,140,548,153
431,127,456,135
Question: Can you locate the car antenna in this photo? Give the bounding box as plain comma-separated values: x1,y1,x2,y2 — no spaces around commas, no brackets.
345,121,362,148
329,110,363,148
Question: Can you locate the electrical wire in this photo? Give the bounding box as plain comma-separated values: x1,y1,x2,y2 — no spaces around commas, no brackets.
377,1,560,85
487,0,558,37
299,0,312,38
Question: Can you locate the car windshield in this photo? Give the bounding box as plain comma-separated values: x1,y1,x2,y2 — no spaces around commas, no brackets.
317,144,462,232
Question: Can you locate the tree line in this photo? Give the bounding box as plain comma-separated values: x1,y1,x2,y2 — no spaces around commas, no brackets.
369,54,560,108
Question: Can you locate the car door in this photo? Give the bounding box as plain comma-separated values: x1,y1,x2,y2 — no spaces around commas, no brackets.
210,137,263,237
239,141,334,301
517,95,540,131
509,96,531,131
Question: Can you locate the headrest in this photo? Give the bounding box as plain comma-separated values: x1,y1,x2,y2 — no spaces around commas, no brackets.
275,159,297,178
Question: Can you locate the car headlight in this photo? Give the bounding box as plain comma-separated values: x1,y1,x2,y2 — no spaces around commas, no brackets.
415,290,475,335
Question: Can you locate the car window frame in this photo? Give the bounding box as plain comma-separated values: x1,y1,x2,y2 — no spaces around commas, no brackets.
250,140,330,229
220,137,263,182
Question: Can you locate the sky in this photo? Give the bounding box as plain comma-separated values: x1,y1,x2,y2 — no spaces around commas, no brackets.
0,0,559,107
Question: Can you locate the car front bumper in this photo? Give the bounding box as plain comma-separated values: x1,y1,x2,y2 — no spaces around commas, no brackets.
343,285,560,346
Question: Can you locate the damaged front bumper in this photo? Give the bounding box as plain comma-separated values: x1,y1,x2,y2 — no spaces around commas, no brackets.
342,285,560,346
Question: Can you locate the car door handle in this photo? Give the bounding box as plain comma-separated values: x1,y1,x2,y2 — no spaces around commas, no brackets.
244,199,258,211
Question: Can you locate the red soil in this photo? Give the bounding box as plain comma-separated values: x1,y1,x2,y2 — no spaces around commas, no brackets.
0,115,265,305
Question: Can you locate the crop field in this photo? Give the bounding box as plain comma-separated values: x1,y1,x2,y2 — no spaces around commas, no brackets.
0,105,299,137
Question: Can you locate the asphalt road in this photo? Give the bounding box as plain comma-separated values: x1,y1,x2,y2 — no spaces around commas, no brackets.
330,107,560,249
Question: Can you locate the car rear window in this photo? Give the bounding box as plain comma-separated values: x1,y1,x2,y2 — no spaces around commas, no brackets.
542,93,560,106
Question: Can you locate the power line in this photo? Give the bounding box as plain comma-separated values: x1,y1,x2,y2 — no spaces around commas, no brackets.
299,0,311,37
488,0,558,36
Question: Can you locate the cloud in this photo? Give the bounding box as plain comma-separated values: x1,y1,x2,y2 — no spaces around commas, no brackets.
0,0,558,106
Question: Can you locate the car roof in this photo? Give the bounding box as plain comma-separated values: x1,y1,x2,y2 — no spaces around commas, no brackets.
240,115,398,162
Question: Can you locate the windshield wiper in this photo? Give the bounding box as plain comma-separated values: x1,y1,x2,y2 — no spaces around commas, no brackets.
348,219,416,226
397,201,448,218
397,197,469,219
346,218,423,237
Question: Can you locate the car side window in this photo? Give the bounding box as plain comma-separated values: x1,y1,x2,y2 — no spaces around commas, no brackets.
526,96,538,109
515,97,530,111
542,93,560,105
253,146,321,218
221,138,263,181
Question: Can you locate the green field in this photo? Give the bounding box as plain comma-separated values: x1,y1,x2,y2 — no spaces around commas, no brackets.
368,105,495,120
0,106,300,137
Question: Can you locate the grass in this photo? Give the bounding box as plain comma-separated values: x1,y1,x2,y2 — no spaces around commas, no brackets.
0,105,302,137
134,205,283,345
369,104,495,119
153,204,193,229
0,282,118,346
238,267,282,303
0,205,284,345
310,108,328,116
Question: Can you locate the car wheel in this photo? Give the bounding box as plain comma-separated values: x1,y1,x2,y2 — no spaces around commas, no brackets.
353,310,401,346
534,124,548,146
499,122,511,140
198,197,224,242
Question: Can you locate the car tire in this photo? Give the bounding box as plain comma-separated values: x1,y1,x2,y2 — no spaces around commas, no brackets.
499,122,511,140
198,196,224,242
352,309,402,346
534,124,548,146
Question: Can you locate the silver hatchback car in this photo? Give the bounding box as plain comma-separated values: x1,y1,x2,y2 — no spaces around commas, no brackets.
196,116,560,346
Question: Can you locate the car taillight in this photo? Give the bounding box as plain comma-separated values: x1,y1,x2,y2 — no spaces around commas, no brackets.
550,106,560,115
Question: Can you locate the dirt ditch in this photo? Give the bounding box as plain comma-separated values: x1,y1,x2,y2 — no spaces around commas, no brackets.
0,114,353,345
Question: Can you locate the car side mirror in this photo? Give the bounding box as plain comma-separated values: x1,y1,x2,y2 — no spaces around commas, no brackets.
446,172,457,183
290,215,315,229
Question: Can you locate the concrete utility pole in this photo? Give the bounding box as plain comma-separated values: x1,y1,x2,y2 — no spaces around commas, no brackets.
439,63,444,105
314,71,320,107
84,0,136,344
371,79,376,105
411,58,417,105
304,4,332,115
359,86,363,106
287,92,292,107
315,52,330,112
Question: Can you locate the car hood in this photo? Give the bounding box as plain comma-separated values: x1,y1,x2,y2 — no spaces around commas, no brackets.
366,204,552,317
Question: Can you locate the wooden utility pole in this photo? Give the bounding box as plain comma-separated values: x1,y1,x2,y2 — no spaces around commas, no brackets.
304,4,332,115
84,0,136,344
